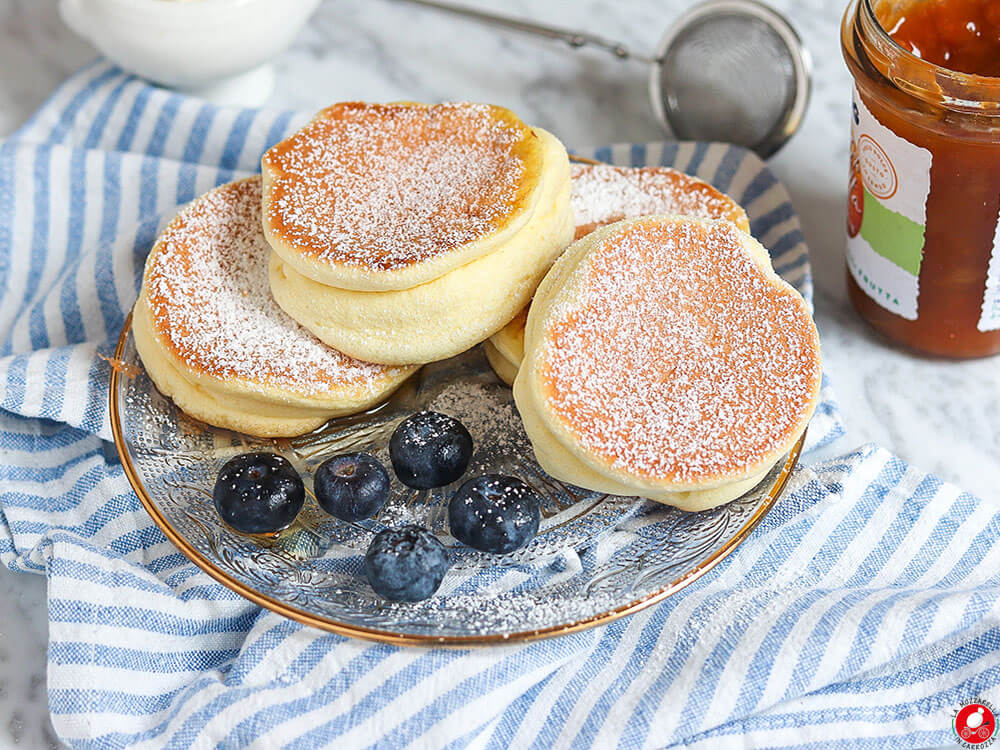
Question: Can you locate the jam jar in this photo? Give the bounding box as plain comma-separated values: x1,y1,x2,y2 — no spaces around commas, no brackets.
841,0,1000,358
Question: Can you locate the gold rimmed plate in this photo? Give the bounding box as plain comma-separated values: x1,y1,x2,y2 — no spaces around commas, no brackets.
109,310,803,646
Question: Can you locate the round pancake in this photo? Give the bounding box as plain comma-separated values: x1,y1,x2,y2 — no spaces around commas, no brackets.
268,128,574,366
134,177,416,437
262,101,561,292
513,216,821,510
488,163,752,381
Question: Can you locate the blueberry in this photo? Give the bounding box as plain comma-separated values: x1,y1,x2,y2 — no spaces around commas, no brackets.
364,525,450,602
389,411,473,489
213,452,304,534
314,452,390,522
448,474,541,554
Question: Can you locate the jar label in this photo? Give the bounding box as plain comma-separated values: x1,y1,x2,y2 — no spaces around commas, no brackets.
846,86,932,320
979,206,1000,331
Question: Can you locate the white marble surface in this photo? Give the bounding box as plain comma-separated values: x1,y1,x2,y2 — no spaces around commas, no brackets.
1,0,998,745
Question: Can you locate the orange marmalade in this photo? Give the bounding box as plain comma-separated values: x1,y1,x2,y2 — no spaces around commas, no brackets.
842,0,1000,357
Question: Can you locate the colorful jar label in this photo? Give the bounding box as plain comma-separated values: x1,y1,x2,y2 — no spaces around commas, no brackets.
847,86,932,320
979,205,1000,331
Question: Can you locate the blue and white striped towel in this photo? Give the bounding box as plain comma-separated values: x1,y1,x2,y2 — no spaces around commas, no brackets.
1,61,995,749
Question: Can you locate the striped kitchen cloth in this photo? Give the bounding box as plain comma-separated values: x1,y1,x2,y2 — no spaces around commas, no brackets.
2,61,995,749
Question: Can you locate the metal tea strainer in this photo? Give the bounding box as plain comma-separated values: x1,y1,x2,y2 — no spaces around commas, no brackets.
392,0,811,158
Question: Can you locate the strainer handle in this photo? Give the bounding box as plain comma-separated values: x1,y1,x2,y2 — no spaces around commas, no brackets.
393,0,657,64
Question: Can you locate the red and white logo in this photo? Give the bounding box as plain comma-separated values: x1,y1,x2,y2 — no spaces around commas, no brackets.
954,699,997,748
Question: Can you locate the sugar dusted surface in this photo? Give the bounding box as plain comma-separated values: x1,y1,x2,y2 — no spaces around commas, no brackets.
539,219,820,484
144,178,406,397
569,164,748,239
264,102,536,272
430,380,522,473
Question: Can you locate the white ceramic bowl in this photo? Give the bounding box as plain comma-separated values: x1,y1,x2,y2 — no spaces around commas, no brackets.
60,0,321,103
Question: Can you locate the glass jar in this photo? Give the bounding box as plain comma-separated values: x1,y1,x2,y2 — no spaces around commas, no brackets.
841,0,1000,358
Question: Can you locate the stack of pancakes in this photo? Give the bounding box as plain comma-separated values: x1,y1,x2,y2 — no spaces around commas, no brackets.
134,100,821,510
263,102,574,366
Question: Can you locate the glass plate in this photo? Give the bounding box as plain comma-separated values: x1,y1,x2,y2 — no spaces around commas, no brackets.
109,313,802,645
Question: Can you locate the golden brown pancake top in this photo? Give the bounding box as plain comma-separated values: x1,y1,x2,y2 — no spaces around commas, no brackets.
262,102,544,272
143,177,407,396
569,164,750,240
538,218,820,484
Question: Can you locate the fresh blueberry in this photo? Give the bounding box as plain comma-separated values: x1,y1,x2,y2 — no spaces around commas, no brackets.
213,452,304,534
389,411,473,489
448,474,541,554
364,525,450,602
314,452,390,522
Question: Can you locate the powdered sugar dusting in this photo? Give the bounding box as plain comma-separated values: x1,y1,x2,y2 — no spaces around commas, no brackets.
431,380,522,463
540,219,820,483
145,177,407,397
263,102,535,271
569,164,748,239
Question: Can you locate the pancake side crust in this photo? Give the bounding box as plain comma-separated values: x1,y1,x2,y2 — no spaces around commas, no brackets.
483,340,519,387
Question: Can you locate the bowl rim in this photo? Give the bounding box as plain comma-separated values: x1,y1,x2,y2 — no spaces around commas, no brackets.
84,0,293,10
68,0,319,23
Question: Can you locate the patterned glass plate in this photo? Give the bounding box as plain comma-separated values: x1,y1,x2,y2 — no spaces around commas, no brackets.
109,313,802,646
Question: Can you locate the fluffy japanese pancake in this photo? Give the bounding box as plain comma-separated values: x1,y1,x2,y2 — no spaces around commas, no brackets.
513,216,821,510
262,101,571,292
266,104,574,365
133,177,416,438
487,163,751,384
